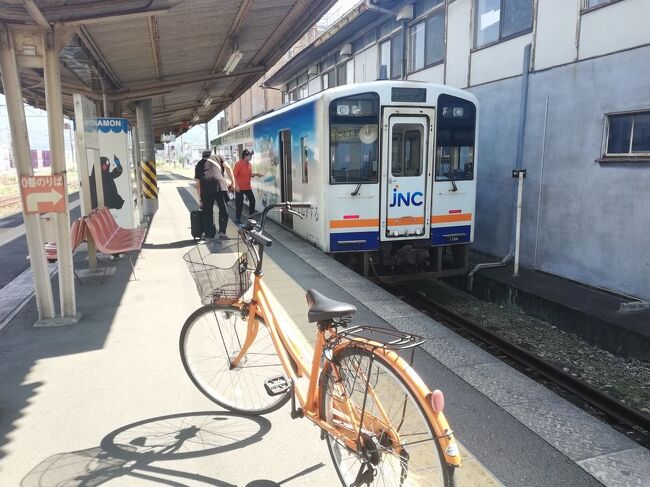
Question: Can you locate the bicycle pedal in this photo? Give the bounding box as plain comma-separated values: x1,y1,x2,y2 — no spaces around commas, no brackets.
264,376,289,396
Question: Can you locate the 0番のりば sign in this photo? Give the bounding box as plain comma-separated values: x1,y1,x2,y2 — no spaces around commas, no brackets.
20,174,66,214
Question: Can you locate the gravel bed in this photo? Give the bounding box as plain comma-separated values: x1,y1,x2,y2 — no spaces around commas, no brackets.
414,278,650,418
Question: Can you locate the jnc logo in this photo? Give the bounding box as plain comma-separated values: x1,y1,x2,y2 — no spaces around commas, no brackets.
390,188,423,207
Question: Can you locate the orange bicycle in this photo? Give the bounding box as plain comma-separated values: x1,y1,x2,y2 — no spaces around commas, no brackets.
180,202,461,486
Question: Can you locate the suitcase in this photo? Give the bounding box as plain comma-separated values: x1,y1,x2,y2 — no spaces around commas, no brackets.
190,209,203,241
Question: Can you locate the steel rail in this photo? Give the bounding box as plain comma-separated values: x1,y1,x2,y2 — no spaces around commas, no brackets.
0,195,21,208
382,284,650,443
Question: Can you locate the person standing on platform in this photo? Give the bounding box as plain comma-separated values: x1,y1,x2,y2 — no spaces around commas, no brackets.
233,149,263,224
195,151,234,239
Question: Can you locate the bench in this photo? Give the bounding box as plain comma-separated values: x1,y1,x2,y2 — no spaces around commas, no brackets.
36,217,87,284
83,207,146,280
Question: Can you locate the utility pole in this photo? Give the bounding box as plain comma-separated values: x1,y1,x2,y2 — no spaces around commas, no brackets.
204,121,209,150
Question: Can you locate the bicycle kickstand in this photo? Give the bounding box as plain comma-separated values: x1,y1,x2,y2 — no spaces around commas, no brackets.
290,379,304,419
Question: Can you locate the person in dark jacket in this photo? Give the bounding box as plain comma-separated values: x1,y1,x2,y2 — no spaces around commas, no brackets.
194,151,234,239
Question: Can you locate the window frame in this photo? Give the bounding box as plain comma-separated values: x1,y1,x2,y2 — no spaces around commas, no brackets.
407,6,446,75
581,0,625,13
601,109,650,161
473,0,534,51
328,92,381,185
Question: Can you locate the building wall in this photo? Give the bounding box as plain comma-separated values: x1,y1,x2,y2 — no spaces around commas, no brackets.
220,0,650,298
470,45,650,300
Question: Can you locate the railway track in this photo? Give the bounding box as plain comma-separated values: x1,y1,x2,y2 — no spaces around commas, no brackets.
379,281,650,446
0,195,21,208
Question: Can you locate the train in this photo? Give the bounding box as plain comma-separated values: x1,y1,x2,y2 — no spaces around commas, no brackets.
212,80,478,279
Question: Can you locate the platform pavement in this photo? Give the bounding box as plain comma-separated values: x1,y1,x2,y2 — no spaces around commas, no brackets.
0,172,647,486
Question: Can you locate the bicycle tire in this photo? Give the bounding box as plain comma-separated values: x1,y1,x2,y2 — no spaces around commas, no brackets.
319,346,455,487
180,304,291,415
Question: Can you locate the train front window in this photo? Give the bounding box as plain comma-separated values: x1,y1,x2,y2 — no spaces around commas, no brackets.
329,93,379,184
391,125,424,177
436,94,476,182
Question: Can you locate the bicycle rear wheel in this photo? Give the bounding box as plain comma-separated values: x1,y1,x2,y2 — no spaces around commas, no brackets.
180,304,290,415
320,347,454,487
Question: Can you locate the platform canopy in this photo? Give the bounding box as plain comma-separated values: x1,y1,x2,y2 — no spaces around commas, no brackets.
0,0,336,137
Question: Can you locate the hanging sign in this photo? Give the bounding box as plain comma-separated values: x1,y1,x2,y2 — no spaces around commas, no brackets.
20,174,66,213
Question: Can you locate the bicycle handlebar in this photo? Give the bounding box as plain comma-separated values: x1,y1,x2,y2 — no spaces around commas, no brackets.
240,201,312,250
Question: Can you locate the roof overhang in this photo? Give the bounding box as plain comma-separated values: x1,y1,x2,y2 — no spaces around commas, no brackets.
0,0,337,137
265,0,402,88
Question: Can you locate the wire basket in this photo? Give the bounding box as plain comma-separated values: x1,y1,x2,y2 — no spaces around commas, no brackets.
184,240,252,305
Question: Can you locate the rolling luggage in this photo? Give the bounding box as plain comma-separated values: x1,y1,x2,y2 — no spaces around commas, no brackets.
191,209,203,241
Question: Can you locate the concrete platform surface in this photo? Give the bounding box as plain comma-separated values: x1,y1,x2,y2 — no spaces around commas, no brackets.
1,173,648,487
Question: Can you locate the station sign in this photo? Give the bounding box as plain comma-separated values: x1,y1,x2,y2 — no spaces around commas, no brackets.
20,174,66,214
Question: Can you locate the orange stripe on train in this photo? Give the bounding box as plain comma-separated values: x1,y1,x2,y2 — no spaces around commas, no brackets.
329,213,473,229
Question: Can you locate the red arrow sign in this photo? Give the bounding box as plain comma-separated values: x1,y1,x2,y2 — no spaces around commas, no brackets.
20,174,66,214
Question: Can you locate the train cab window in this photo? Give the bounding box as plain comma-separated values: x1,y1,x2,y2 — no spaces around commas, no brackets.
436,94,476,182
391,124,424,177
329,93,380,184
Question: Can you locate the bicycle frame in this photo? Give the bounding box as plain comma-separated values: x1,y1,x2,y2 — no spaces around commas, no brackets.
229,264,461,468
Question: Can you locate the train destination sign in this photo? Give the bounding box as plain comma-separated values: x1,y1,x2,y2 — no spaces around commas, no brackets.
20,174,66,214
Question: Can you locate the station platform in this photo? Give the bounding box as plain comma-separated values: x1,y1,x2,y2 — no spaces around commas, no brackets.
0,172,648,486
460,259,650,361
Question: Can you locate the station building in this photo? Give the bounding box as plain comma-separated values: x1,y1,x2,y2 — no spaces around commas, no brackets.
220,0,650,301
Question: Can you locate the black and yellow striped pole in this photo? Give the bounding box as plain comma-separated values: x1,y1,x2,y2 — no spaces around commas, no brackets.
135,99,158,217
141,160,158,200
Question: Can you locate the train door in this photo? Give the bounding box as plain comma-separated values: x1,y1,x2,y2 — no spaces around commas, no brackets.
380,107,435,241
279,129,293,228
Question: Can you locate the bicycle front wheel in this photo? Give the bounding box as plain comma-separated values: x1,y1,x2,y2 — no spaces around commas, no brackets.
320,347,454,487
180,304,290,415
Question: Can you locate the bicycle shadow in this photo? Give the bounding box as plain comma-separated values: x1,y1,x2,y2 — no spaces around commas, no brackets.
21,411,271,487
244,463,326,486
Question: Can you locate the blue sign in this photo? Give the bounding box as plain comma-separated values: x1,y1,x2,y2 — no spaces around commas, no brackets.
96,118,129,133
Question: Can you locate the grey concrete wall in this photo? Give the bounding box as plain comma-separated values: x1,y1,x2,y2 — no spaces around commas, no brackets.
468,45,650,300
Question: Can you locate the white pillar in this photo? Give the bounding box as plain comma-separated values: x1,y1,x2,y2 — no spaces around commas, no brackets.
0,26,55,320
514,171,525,277
43,29,76,319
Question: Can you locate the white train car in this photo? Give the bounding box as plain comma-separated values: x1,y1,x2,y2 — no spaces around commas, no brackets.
214,81,478,277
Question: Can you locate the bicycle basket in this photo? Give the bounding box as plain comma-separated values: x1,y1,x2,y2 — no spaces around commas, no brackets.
183,240,252,305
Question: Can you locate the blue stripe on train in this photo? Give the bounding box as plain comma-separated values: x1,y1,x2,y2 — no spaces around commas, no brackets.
330,231,380,252
431,225,472,245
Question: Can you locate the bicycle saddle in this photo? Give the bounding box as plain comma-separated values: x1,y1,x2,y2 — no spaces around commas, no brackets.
306,289,356,323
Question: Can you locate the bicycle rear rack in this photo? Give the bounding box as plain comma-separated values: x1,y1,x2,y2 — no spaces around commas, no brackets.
336,325,425,351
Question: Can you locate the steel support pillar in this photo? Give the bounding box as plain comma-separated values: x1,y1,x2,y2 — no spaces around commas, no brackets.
135,99,158,217
0,25,55,320
43,29,77,320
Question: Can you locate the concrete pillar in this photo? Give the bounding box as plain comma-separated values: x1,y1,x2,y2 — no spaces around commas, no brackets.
0,26,55,320
135,99,158,216
43,29,77,320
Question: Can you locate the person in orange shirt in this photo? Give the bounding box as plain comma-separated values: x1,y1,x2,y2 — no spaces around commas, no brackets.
233,149,263,223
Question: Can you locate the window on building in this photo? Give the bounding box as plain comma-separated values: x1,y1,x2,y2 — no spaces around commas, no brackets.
475,0,533,49
379,40,391,78
409,11,445,72
414,0,444,16
329,93,380,184
584,0,616,9
327,69,336,89
353,30,377,53
322,73,329,90
299,85,308,100
605,112,650,156
346,60,354,84
337,64,347,86
391,34,403,79
379,18,400,38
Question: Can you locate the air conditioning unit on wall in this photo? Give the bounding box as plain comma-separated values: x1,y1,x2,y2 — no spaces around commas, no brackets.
307,64,318,76
339,43,352,57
